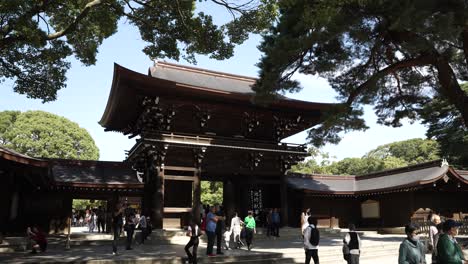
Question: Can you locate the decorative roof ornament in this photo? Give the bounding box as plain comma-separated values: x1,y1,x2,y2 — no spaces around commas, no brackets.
442,174,449,183
441,159,449,167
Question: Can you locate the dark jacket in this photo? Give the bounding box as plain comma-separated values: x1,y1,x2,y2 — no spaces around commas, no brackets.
436,233,464,264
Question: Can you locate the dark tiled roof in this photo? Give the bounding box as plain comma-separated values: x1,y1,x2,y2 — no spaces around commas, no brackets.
287,161,463,194
50,160,141,185
0,146,48,167
455,170,468,181
150,61,256,94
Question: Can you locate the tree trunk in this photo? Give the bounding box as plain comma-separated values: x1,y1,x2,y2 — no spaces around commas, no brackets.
434,57,468,126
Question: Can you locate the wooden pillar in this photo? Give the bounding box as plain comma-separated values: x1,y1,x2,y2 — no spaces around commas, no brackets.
192,168,201,224
280,174,289,227
224,179,235,225
152,167,164,229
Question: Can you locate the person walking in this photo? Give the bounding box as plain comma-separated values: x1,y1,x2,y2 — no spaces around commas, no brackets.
301,208,311,235
437,219,467,264
205,206,218,256
112,204,124,255
244,210,256,251
344,224,361,264
124,212,136,250
271,208,280,237
185,218,202,264
398,223,426,264
230,212,244,249
304,216,320,264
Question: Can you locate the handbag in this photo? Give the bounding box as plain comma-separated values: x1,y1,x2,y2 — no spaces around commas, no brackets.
342,242,350,260
240,227,246,239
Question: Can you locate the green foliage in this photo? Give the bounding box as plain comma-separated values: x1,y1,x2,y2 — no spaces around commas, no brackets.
0,110,99,160
365,138,440,165
420,83,468,168
0,111,20,144
201,181,223,206
254,0,468,147
291,138,440,175
72,199,106,211
0,0,277,102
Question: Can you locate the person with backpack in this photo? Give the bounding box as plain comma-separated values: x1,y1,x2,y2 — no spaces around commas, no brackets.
304,216,320,264
343,224,361,264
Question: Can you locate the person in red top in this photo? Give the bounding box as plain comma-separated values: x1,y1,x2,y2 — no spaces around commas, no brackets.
27,226,47,253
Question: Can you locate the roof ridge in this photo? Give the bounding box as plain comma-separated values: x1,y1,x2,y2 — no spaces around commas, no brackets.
154,60,257,83
355,159,443,179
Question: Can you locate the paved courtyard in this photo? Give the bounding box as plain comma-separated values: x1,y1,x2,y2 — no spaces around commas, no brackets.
3,229,464,263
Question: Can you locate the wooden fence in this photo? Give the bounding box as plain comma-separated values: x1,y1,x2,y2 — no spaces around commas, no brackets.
415,219,468,235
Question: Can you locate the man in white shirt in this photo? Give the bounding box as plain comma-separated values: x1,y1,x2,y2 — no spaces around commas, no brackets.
303,217,319,264
344,224,361,264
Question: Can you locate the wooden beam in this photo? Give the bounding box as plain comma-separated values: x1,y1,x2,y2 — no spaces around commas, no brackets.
164,175,195,181
164,207,192,213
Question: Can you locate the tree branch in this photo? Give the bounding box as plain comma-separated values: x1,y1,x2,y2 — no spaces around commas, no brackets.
462,26,468,68
346,55,434,105
46,0,104,40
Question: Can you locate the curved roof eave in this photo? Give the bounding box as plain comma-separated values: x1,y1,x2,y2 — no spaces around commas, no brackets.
99,64,338,132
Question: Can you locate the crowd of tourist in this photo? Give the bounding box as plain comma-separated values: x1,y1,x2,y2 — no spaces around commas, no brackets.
23,205,467,264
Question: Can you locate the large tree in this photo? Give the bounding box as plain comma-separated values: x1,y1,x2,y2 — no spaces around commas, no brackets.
0,0,276,102
292,138,440,175
254,0,468,148
420,83,468,168
0,110,99,160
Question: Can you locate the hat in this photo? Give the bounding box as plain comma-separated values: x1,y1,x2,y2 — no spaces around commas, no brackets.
443,219,463,230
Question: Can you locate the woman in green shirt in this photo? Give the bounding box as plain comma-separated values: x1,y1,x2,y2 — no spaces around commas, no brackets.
244,211,256,251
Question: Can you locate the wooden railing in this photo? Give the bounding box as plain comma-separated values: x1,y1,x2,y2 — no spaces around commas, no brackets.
415,219,468,235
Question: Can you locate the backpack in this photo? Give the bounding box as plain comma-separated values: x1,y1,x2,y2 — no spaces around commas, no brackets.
309,226,320,246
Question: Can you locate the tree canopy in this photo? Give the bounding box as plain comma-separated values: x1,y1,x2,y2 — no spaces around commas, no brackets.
292,138,440,175
201,181,223,206
0,110,99,160
420,83,468,167
254,0,468,149
0,0,276,102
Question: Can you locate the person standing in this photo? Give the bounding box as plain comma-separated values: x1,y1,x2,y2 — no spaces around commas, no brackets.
271,208,281,237
215,205,226,255
244,211,256,251
437,219,467,264
185,218,201,264
112,204,124,255
398,223,426,264
429,214,441,263
344,224,361,264
206,206,218,256
266,209,273,237
138,211,148,244
230,212,244,249
304,217,320,264
89,211,96,233
97,206,106,233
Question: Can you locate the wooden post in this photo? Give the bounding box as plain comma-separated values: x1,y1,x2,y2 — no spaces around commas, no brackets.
152,167,164,229
192,168,201,224
280,174,289,227
224,179,235,225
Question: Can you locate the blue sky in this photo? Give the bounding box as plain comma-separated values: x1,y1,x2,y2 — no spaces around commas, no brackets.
0,13,427,162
